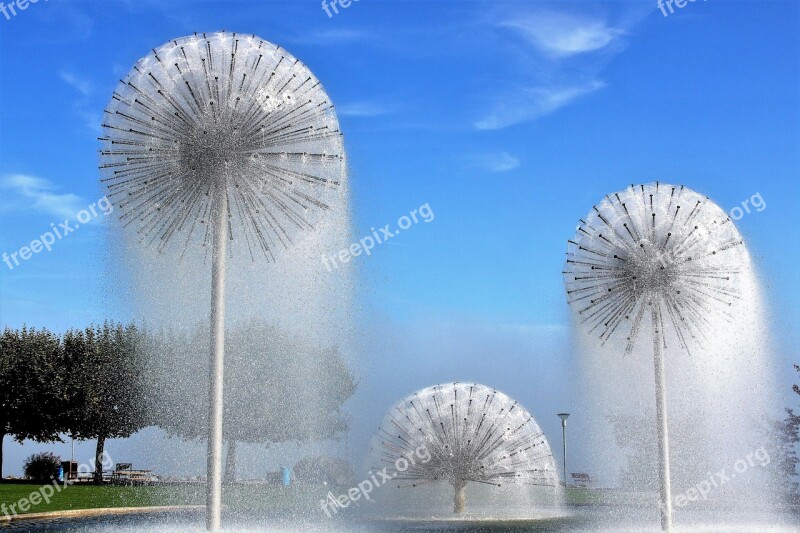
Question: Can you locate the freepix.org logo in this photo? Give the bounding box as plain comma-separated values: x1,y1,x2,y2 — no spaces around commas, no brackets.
320,444,431,517
322,203,435,272
0,0,48,22
3,196,114,271
1,451,114,519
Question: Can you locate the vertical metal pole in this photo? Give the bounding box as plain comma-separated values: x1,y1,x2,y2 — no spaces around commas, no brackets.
652,307,673,532
562,421,568,488
207,185,228,531
453,481,466,514
70,436,74,485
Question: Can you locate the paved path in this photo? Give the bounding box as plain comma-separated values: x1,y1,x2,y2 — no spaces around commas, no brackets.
0,505,204,523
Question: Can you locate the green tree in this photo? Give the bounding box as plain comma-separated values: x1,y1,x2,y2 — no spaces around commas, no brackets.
0,327,63,481
776,364,800,504
62,322,149,483
149,321,357,482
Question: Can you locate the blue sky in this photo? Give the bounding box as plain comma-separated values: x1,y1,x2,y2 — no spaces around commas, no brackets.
0,0,798,477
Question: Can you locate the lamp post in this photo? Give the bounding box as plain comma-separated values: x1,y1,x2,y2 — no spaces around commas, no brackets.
557,413,569,488
70,435,74,484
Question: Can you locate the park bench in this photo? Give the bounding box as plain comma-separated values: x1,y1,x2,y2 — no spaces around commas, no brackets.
110,463,155,485
571,472,594,488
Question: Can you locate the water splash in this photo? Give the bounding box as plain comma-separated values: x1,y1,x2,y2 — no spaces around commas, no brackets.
564,182,745,355
371,382,559,515
564,182,786,529
98,32,356,519
99,31,346,261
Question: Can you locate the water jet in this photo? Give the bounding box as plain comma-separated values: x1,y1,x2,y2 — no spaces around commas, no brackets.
98,31,345,531
563,182,747,531
372,382,559,516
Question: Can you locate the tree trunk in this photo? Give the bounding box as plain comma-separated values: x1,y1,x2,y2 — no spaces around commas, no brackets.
0,432,4,482
224,440,237,484
94,435,106,484
453,481,466,514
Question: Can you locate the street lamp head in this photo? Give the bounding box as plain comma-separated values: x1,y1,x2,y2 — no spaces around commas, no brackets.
557,413,570,422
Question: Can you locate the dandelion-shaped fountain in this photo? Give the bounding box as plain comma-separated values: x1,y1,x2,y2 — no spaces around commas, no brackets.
98,31,345,531
563,182,746,531
372,382,559,514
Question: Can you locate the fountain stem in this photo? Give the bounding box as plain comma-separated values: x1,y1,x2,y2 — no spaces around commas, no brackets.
453,480,466,514
652,306,673,532
206,183,228,532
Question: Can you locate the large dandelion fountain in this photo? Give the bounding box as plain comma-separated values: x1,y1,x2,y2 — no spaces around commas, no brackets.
563,182,746,531
372,382,559,515
98,31,345,531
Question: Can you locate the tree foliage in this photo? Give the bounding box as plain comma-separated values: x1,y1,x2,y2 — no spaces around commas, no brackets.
0,323,149,482
0,327,63,480
149,320,357,480
61,322,150,482
776,364,800,504
0,320,352,483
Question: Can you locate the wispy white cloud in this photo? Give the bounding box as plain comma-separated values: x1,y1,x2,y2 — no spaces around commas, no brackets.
75,109,102,134
0,174,84,219
59,70,92,96
475,7,632,130
500,11,624,59
58,69,100,132
337,101,397,118
476,81,605,130
469,152,521,173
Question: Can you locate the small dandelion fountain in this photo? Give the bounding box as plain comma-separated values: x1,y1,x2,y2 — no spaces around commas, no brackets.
372,382,559,514
98,31,345,531
563,182,746,531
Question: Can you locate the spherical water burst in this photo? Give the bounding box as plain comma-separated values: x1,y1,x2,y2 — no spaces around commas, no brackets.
564,182,746,355
372,382,559,514
98,31,346,531
99,31,345,261
563,182,747,531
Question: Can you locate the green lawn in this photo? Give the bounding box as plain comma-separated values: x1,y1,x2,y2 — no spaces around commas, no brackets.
0,483,652,518
0,483,202,516
562,486,654,506
0,482,331,517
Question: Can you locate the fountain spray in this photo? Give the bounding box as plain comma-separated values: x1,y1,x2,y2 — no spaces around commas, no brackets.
98,31,345,530
563,182,746,531
373,382,559,514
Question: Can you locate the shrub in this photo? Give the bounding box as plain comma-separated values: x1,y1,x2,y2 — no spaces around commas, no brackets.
23,452,61,482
